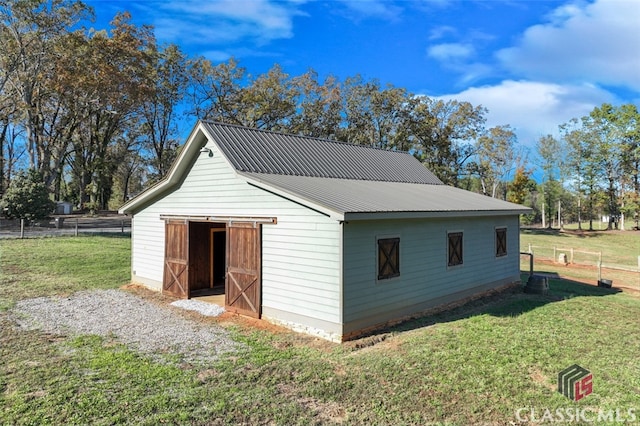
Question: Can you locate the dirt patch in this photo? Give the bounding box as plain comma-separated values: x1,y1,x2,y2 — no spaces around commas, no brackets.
277,383,347,424
534,259,640,295
120,283,338,351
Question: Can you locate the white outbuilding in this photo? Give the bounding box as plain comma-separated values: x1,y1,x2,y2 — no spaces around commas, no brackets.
119,121,530,341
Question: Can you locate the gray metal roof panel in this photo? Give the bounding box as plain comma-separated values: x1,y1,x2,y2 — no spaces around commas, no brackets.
241,173,532,217
202,121,443,184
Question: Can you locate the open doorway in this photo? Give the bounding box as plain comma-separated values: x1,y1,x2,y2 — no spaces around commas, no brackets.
162,217,263,318
188,222,226,300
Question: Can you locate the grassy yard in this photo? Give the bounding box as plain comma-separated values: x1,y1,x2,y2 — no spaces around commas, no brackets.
1,235,640,425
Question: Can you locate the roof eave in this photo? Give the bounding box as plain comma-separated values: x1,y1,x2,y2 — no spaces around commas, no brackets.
343,208,533,221
238,172,346,221
118,121,209,215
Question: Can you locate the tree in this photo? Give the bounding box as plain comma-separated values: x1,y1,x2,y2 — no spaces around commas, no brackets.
409,98,486,186
585,104,622,230
536,134,562,228
187,56,247,124
474,125,519,198
0,168,54,221
240,64,298,131
613,104,640,230
63,12,156,211
288,70,342,139
507,166,535,205
0,0,91,176
140,43,188,181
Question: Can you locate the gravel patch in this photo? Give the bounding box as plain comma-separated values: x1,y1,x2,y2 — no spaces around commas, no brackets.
10,289,241,364
171,299,225,317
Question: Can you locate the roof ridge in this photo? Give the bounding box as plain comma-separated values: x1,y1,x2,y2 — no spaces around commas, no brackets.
201,120,412,155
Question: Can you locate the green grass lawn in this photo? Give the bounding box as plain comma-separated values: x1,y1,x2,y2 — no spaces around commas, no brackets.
1,235,639,425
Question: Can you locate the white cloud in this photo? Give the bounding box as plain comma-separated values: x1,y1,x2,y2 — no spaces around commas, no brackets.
336,0,403,21
428,25,457,41
427,43,474,62
436,80,615,146
496,0,640,91
150,0,307,47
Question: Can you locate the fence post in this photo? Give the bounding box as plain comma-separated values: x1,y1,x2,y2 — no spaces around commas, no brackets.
75,218,78,237
20,218,24,239
121,220,124,233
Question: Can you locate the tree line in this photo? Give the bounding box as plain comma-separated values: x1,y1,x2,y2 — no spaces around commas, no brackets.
1,0,638,230
535,103,639,230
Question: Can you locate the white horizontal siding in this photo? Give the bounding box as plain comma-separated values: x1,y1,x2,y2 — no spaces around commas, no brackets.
130,142,341,325
342,216,521,326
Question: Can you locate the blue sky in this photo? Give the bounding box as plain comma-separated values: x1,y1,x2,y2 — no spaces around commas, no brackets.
85,0,640,150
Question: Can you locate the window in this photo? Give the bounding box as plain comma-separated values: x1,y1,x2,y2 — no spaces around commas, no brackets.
496,227,507,257
378,237,400,280
448,232,463,267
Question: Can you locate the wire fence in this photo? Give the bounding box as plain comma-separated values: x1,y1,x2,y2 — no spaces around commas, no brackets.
0,216,131,239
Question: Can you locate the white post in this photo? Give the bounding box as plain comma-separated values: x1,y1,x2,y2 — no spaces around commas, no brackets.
598,252,602,281
20,218,24,239
558,200,562,230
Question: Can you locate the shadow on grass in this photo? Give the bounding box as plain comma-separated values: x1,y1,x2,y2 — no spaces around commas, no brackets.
521,227,619,239
80,232,131,239
372,272,622,339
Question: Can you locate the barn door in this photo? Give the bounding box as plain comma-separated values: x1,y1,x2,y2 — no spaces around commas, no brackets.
226,222,261,318
163,220,189,298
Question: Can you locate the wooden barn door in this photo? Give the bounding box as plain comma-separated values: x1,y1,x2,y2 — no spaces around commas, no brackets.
163,220,189,298
226,222,261,318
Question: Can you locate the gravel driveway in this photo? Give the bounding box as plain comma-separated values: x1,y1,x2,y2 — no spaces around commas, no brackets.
10,289,241,364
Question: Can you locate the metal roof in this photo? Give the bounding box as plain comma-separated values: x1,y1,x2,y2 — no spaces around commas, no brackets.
120,121,532,219
241,173,532,220
202,121,443,185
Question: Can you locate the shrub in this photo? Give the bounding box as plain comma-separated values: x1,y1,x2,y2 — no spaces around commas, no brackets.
0,169,55,222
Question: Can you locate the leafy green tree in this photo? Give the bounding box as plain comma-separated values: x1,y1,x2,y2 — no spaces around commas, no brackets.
0,168,54,221
475,125,519,199
289,70,342,139
409,97,486,186
536,134,562,228
585,104,622,230
616,103,639,229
